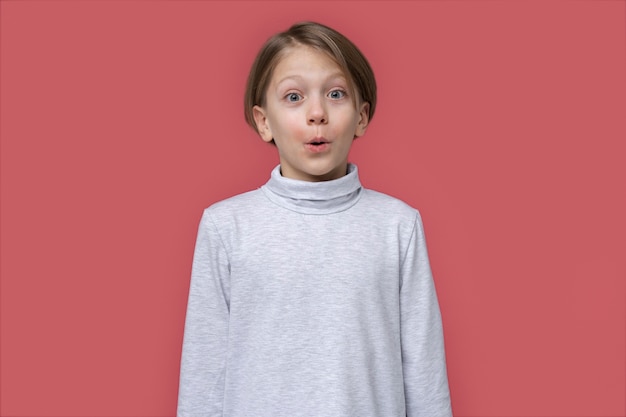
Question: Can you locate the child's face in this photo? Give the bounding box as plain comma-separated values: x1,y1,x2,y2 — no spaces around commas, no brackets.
253,45,369,182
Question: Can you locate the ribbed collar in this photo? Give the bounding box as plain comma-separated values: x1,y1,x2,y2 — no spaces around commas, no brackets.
261,164,362,214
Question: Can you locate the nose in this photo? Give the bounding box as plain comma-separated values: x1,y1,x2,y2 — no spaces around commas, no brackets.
307,96,327,125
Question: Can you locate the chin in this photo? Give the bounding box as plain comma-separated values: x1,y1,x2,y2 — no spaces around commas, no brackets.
304,165,346,181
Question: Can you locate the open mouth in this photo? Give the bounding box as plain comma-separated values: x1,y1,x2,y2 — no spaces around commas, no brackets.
305,140,330,152
307,137,329,146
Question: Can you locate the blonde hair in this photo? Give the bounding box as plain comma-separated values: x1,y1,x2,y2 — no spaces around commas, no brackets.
244,21,377,134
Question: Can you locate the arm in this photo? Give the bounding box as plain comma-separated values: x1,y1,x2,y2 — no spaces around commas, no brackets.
177,210,230,417
400,211,453,417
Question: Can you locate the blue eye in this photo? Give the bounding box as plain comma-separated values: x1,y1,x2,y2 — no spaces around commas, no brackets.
286,93,302,102
328,90,346,99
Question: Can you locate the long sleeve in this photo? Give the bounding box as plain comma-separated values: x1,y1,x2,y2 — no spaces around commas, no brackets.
178,210,231,417
400,212,453,417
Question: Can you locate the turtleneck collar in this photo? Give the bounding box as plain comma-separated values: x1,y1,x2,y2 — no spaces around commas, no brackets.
261,164,363,215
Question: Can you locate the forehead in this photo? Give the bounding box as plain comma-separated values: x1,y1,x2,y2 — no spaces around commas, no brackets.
271,45,347,83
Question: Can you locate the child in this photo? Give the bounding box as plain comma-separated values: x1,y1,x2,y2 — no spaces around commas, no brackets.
178,21,452,417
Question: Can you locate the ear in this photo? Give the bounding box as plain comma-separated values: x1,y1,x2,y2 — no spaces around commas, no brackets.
354,101,370,138
253,105,274,143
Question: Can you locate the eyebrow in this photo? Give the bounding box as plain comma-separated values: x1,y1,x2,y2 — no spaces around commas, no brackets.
275,75,303,86
275,72,347,87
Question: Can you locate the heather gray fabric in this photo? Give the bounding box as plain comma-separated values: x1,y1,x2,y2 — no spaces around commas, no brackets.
178,164,452,417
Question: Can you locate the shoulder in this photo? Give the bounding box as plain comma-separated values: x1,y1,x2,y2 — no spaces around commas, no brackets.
356,188,427,239
208,189,262,211
360,188,421,223
200,189,265,223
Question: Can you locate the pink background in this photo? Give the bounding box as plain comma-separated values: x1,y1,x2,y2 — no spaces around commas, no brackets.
1,1,625,416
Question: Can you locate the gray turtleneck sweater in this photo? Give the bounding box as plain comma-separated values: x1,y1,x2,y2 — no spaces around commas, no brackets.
177,165,452,417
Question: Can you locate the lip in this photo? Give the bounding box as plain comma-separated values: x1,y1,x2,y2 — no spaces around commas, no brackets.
306,137,330,145
304,137,331,153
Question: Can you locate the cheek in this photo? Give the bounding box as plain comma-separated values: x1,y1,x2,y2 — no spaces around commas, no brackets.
333,110,360,134
270,113,307,138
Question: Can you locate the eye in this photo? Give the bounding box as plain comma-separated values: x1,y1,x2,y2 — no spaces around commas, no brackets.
286,92,302,102
328,89,346,100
